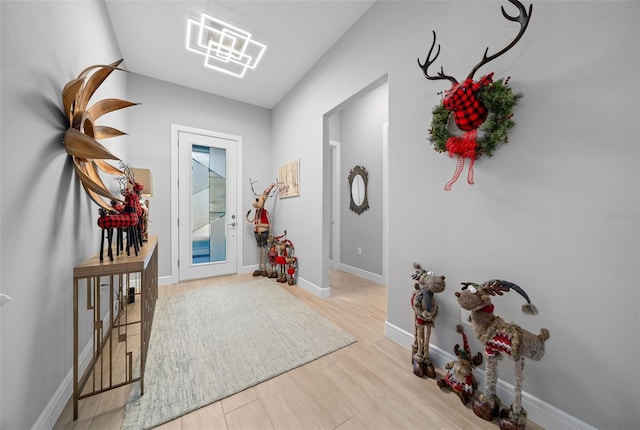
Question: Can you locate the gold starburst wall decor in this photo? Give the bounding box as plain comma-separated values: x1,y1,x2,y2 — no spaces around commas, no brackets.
62,59,139,211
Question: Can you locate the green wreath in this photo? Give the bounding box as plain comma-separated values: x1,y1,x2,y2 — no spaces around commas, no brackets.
429,78,522,158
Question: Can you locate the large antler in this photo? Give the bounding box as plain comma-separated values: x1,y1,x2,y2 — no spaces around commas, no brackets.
467,0,533,80
417,31,458,85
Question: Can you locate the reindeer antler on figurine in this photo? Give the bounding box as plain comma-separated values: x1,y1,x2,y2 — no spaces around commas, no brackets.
455,280,550,430
246,179,277,276
411,263,446,379
437,324,483,405
418,0,531,190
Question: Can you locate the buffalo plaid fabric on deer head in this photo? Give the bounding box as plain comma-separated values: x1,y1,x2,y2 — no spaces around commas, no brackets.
443,73,493,132
124,191,144,217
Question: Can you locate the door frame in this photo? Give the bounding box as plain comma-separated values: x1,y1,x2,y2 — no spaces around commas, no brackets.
322,77,389,294
170,124,243,284
329,140,341,270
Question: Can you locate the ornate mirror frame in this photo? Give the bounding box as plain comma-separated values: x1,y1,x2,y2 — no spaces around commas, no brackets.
348,165,369,215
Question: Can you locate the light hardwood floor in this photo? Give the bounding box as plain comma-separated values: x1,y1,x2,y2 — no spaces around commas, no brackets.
54,270,543,430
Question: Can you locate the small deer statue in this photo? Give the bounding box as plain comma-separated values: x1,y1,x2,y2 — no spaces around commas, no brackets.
275,237,294,283
97,165,145,261
246,179,277,276
98,186,140,261
418,0,532,190
410,263,446,378
285,256,298,285
437,324,483,405
267,231,286,278
455,280,550,430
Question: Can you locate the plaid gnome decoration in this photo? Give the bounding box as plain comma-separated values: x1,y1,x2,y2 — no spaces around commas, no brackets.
437,324,483,405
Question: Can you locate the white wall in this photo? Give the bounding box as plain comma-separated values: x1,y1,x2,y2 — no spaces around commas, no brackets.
0,1,126,428
339,82,388,276
271,2,639,429
124,73,272,282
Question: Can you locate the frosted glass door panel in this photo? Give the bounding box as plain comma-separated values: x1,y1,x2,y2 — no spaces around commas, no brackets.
191,145,226,265
177,127,238,281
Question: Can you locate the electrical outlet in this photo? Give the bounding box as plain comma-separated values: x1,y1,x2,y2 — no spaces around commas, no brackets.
357,247,362,256
461,308,472,326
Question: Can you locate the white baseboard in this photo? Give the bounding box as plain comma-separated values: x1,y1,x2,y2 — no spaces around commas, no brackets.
339,263,384,284
295,276,330,298
159,274,174,286
384,322,596,430
240,264,258,275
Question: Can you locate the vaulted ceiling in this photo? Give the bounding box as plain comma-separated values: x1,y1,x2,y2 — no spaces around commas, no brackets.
105,1,376,109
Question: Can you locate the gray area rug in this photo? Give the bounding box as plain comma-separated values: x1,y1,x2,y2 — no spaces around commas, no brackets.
121,278,356,429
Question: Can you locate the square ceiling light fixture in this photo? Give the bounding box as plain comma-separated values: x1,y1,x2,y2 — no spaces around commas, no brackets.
186,12,266,78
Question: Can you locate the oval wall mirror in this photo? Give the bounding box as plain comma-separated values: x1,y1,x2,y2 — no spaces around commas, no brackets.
348,165,369,215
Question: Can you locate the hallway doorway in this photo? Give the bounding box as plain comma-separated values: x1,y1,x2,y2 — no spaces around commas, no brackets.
323,76,389,292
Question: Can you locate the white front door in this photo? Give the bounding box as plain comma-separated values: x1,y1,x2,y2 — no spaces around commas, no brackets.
177,128,239,281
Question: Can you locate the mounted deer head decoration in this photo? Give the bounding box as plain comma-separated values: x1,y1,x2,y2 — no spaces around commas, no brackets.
418,0,532,190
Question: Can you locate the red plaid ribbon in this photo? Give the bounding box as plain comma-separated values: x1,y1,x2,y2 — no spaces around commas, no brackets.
444,130,478,191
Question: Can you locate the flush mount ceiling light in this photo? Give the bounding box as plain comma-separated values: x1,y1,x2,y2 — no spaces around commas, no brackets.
186,12,266,78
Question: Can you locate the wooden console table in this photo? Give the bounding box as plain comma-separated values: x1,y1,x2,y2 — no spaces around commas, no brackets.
73,236,158,419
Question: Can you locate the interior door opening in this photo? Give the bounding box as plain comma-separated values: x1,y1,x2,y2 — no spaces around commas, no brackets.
323,75,389,294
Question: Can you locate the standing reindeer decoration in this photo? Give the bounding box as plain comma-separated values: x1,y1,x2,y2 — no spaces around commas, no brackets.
418,0,532,190
410,263,446,379
455,280,550,430
246,179,277,276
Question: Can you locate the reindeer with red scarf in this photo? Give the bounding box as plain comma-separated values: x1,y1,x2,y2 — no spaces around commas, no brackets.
246,180,277,276
418,0,532,190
